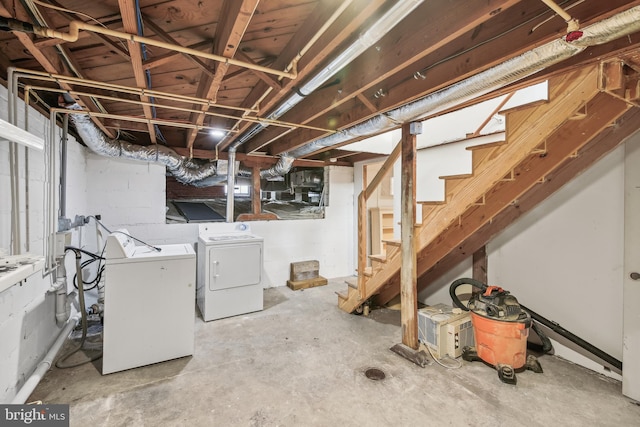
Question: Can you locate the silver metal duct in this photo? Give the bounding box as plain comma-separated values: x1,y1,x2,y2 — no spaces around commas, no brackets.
229,0,425,150
260,155,295,179
66,103,231,186
261,5,640,176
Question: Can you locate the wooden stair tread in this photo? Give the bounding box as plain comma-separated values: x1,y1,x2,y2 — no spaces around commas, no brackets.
466,140,507,151
345,277,358,289
369,254,387,263
336,290,348,300
438,172,473,180
382,239,401,247
418,200,446,205
498,99,548,116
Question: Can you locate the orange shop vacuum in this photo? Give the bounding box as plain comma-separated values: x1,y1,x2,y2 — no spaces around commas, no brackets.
449,278,549,384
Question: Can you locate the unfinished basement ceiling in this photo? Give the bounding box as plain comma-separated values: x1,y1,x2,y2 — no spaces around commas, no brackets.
1,0,640,169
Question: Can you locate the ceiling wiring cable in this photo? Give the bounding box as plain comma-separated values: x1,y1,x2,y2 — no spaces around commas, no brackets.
424,344,463,370
135,0,167,144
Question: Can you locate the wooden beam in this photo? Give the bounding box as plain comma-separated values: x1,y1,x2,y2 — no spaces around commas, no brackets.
236,50,281,91
260,1,640,157
0,2,116,138
142,40,211,70
244,0,522,154
220,0,387,152
400,122,419,349
252,165,261,215
118,0,157,143
169,146,328,168
37,0,131,61
363,140,401,200
141,18,216,80
184,0,259,150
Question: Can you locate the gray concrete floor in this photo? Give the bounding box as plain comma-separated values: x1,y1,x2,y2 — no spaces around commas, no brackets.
31,278,640,426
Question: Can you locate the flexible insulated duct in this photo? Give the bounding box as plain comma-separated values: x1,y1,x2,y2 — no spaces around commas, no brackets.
260,5,640,176
66,103,232,186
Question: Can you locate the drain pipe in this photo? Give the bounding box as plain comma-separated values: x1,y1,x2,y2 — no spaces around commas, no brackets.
260,4,640,176
226,148,236,222
59,114,68,218
11,313,80,404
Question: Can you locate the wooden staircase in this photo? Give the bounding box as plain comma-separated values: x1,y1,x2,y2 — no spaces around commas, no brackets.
338,62,638,313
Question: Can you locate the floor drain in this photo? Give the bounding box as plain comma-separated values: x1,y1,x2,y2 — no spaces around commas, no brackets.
364,368,386,381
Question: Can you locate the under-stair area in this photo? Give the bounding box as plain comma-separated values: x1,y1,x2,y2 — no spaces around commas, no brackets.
338,60,640,315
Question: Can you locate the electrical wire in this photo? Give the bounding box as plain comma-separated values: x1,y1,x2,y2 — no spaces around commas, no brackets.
64,245,104,291
408,0,578,90
134,0,167,144
424,344,463,369
87,215,162,252
55,248,102,369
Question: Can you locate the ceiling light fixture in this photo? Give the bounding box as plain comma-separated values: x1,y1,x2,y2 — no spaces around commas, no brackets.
0,118,44,151
209,129,226,138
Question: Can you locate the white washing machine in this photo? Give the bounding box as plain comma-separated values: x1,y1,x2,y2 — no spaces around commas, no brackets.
197,223,264,321
103,230,196,374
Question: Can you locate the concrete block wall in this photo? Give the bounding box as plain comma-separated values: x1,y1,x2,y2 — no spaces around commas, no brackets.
88,163,355,288
0,84,91,402
85,153,166,227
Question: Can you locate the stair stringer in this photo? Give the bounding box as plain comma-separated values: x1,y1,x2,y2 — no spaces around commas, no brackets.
339,64,604,313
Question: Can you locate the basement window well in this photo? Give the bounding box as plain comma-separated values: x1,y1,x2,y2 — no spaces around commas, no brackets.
166,167,327,223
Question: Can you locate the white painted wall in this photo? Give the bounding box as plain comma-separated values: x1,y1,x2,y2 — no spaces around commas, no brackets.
412,141,629,380
488,144,626,379
83,159,355,288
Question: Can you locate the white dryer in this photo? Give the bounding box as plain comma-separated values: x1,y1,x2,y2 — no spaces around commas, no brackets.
102,230,196,374
197,223,264,321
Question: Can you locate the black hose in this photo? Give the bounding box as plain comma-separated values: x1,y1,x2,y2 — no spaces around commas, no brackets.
450,278,553,354
449,277,487,310
520,303,622,371
530,321,553,354
55,248,102,369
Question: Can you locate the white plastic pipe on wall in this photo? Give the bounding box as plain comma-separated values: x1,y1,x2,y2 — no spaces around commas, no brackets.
11,314,80,404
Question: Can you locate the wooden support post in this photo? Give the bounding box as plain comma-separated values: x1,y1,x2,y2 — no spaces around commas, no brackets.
357,193,367,298
472,245,487,292
252,166,261,215
236,166,278,222
401,122,420,349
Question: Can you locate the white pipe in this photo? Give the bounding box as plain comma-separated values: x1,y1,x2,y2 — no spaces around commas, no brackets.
11,314,80,404
7,67,21,255
540,0,580,32
226,149,236,222
0,17,296,80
